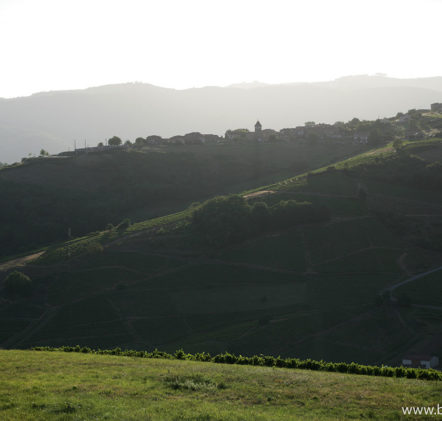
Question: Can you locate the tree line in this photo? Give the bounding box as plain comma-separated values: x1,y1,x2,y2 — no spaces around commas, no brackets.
191,195,330,247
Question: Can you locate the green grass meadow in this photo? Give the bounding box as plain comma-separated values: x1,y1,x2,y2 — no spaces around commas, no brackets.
0,350,440,420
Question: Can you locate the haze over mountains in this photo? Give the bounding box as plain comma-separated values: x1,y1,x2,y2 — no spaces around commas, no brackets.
1,75,442,163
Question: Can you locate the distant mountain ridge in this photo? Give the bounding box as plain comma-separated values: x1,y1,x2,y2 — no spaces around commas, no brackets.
1,75,441,163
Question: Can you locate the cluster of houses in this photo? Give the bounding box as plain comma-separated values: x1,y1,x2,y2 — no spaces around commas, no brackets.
223,120,371,144
66,120,370,157
57,102,442,156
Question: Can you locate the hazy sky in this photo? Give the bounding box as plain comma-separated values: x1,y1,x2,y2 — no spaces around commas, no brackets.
1,0,441,98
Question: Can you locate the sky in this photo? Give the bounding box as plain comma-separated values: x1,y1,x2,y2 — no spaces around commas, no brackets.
0,0,441,98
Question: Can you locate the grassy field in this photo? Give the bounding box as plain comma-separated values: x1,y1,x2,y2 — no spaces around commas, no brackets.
0,350,440,421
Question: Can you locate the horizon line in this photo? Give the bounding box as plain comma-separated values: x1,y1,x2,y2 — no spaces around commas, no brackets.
2,74,442,100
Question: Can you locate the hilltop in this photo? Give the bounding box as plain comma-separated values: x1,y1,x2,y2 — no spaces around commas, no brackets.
0,350,440,420
1,75,442,163
1,105,441,257
1,137,442,366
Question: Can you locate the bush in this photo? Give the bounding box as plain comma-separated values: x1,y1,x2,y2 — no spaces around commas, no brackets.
84,241,104,256
250,202,270,231
117,218,131,231
3,271,32,296
191,195,330,248
191,195,251,247
29,346,442,381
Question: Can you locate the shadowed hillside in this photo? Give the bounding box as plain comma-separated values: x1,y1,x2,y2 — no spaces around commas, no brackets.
2,139,442,366
0,141,367,257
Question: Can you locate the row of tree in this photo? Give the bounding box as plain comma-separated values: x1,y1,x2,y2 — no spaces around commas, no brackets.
191,195,330,247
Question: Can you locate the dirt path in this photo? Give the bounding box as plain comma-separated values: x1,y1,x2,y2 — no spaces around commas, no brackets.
243,190,275,199
381,264,442,299
412,303,442,311
0,251,45,272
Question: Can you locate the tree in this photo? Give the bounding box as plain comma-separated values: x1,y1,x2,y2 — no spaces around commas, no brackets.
393,139,403,152
191,195,251,247
135,137,146,146
3,271,32,296
250,202,270,231
108,136,122,146
368,128,383,146
124,140,132,146
270,200,310,228
117,218,131,231
97,142,104,147
39,149,49,156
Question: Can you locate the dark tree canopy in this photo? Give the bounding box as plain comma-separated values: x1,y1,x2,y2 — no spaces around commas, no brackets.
191,195,251,247
108,136,122,146
4,271,32,296
191,195,330,248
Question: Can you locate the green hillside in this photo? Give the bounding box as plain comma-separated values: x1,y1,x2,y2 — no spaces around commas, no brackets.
1,139,442,366
0,350,440,420
0,141,366,257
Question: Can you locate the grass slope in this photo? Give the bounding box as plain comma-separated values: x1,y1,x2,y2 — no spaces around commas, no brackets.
0,350,440,421
2,140,442,366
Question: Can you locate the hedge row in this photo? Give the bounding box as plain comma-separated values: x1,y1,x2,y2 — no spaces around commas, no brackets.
30,346,441,381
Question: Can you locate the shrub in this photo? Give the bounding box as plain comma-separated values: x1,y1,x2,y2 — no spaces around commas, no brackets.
84,241,103,255
164,374,219,391
174,349,188,360
250,202,270,231
117,218,131,231
3,271,32,296
191,194,330,248
30,346,442,381
191,195,251,247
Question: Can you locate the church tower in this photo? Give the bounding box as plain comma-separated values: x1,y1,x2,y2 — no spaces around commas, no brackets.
255,120,262,134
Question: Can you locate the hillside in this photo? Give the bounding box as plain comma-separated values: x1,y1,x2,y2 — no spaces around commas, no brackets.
2,105,441,258
0,140,367,257
0,350,440,420
1,75,441,163
1,139,442,366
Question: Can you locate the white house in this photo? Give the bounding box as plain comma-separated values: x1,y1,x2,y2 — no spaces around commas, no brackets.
402,355,439,369
353,132,369,144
